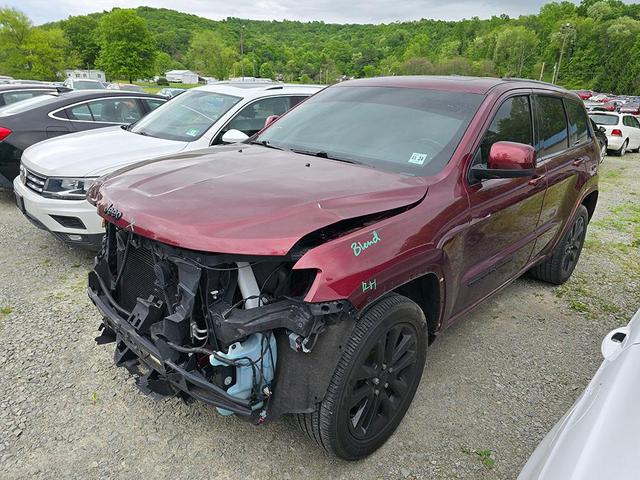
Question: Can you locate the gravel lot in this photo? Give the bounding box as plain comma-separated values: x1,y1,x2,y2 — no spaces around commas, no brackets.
1,155,638,479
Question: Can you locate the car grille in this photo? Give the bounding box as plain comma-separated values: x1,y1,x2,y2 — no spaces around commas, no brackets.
23,168,47,195
115,242,160,313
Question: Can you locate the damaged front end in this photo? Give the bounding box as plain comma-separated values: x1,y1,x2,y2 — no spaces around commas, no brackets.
88,223,354,423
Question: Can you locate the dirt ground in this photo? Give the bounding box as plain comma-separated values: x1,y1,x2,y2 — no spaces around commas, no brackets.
1,154,638,479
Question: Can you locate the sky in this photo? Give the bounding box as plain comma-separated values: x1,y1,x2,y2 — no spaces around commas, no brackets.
3,0,629,25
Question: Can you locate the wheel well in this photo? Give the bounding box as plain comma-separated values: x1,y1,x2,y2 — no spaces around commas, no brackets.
393,273,440,343
582,191,598,221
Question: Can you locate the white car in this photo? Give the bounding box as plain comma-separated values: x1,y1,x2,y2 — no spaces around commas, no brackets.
13,83,322,248
588,112,640,156
519,308,640,480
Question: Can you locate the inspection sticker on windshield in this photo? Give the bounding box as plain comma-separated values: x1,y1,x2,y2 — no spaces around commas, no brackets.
185,128,200,137
408,152,428,165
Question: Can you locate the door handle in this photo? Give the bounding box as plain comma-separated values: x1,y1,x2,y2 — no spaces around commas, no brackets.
572,158,585,166
528,174,546,186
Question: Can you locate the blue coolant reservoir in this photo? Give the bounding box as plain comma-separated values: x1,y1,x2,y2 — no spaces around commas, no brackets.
210,332,277,416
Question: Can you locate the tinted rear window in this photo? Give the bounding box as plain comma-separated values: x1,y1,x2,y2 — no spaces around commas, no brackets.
564,99,590,146
589,114,619,126
536,96,568,157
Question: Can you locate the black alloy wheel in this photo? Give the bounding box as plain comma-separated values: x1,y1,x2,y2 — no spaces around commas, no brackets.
297,293,427,460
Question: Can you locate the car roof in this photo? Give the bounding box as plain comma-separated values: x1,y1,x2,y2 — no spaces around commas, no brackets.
192,82,324,98
334,75,569,95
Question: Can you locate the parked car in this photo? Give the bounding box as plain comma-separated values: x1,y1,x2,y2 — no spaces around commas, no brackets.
0,83,69,107
62,78,106,90
86,76,599,460
0,90,165,189
589,112,640,156
0,75,14,84
591,93,612,102
519,307,640,480
619,102,640,115
575,90,593,100
591,119,608,162
157,87,186,98
107,83,145,93
14,83,321,247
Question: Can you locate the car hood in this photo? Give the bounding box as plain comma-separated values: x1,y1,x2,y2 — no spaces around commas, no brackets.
94,145,428,255
21,126,188,178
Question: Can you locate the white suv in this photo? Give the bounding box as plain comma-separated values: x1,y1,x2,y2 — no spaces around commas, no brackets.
14,83,323,248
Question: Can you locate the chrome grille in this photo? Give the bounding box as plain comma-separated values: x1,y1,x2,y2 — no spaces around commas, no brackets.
24,168,47,195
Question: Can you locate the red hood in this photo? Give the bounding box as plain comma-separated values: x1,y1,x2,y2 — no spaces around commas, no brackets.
95,145,428,255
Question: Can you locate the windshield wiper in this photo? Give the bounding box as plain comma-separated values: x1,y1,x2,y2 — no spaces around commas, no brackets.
250,140,288,151
291,149,361,165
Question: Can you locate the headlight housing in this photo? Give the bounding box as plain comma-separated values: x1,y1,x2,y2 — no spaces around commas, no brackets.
42,177,97,200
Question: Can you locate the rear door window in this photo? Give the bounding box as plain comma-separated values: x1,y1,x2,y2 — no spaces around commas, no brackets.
477,95,533,165
65,98,143,123
564,98,590,147
536,96,569,157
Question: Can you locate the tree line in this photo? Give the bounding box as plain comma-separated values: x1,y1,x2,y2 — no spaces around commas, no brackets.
1,1,640,93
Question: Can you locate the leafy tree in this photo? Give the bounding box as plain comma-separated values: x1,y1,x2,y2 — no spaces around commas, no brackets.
95,9,156,82
62,15,100,68
259,62,274,78
186,30,236,80
0,8,71,80
154,51,184,76
493,26,540,76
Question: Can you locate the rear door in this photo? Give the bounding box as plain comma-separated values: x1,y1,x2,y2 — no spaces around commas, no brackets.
531,95,592,259
456,93,546,314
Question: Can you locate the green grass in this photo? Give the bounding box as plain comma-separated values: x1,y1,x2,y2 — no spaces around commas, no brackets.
1,306,13,315
460,446,496,470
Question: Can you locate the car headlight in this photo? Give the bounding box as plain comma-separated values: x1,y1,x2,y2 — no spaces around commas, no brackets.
19,164,26,185
42,177,97,200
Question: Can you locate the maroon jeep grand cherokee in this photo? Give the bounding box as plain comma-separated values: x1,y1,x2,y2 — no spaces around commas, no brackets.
87,76,599,460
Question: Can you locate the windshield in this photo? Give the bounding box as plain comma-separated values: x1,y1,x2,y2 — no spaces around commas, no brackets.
74,80,105,90
130,89,242,141
589,114,619,126
255,86,483,175
0,94,57,116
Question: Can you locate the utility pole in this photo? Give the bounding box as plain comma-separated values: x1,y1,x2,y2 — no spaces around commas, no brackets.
554,23,575,84
240,25,245,79
539,62,545,81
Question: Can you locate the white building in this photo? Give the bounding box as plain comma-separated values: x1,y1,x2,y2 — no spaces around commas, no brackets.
64,69,105,81
165,70,199,84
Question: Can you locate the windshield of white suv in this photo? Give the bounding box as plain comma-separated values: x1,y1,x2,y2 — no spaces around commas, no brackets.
73,80,105,89
130,90,242,142
255,86,483,175
589,113,619,126
0,94,57,116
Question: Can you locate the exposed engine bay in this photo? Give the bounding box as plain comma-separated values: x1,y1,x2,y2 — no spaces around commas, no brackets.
88,223,353,422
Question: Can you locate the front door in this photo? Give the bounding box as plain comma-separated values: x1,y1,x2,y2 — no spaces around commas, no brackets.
455,94,546,315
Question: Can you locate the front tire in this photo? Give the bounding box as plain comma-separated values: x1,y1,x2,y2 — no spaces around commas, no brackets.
529,205,589,285
297,293,427,460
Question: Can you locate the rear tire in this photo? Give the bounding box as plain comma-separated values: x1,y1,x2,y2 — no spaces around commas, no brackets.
617,140,628,157
297,293,427,460
529,205,589,285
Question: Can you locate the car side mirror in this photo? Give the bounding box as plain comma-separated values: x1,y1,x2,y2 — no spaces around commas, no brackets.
599,126,606,133
264,115,279,128
470,141,537,181
221,129,249,144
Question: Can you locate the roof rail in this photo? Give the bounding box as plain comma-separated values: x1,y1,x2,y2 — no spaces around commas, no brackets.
501,77,557,87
